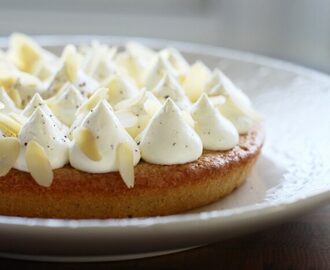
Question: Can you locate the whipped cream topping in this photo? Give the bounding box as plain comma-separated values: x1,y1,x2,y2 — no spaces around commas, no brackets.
191,94,239,150
115,89,162,138
70,100,140,174
15,107,69,172
0,33,260,188
22,93,68,135
139,99,202,165
144,55,177,90
101,74,138,106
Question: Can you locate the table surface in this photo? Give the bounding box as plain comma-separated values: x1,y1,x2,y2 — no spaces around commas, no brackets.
1,204,330,270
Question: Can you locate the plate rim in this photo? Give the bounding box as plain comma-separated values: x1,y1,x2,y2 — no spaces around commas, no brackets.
0,34,329,229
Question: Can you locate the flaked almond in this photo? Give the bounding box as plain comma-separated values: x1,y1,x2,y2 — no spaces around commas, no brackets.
0,113,22,136
76,88,108,115
9,112,27,125
25,140,53,187
62,45,80,82
8,88,22,108
74,127,102,161
117,142,135,188
0,137,20,176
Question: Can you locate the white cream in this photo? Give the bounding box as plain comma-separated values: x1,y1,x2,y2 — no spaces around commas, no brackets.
159,48,189,79
69,100,140,173
191,94,239,150
15,107,69,171
47,83,86,126
22,93,68,135
139,99,202,165
152,74,191,109
101,74,139,106
206,69,260,134
115,89,162,138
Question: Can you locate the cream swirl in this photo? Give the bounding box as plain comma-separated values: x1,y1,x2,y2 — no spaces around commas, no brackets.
115,89,162,138
69,100,140,174
15,107,69,172
139,99,202,165
191,94,239,150
47,83,86,126
152,74,191,109
205,69,260,134
144,55,177,90
22,93,68,135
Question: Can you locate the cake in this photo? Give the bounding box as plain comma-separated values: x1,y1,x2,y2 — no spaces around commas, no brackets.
0,33,263,219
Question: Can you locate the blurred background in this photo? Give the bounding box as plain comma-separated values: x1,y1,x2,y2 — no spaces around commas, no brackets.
0,0,329,73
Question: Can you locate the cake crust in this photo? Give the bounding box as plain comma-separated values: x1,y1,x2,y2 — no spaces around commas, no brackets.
0,125,264,219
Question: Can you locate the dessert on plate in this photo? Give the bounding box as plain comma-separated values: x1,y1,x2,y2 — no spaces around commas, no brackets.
0,33,263,218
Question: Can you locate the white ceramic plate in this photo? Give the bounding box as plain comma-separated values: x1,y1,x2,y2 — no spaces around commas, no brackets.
0,36,329,262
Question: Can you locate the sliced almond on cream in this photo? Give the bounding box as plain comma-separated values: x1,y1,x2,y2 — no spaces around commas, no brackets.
74,127,102,161
9,33,42,73
8,88,22,108
0,137,20,176
182,61,211,102
0,113,22,136
117,142,135,188
9,112,27,125
76,88,108,115
0,73,17,90
62,45,81,82
25,140,53,187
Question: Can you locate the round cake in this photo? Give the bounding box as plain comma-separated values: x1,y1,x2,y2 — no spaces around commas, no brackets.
0,125,263,219
0,33,264,219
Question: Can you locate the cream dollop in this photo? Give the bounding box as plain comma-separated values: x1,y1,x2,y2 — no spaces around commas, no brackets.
144,55,177,90
47,83,86,126
15,107,69,171
22,93,68,135
191,94,239,150
69,100,140,173
205,69,260,134
139,99,202,165
115,89,162,137
101,74,139,106
152,74,191,109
